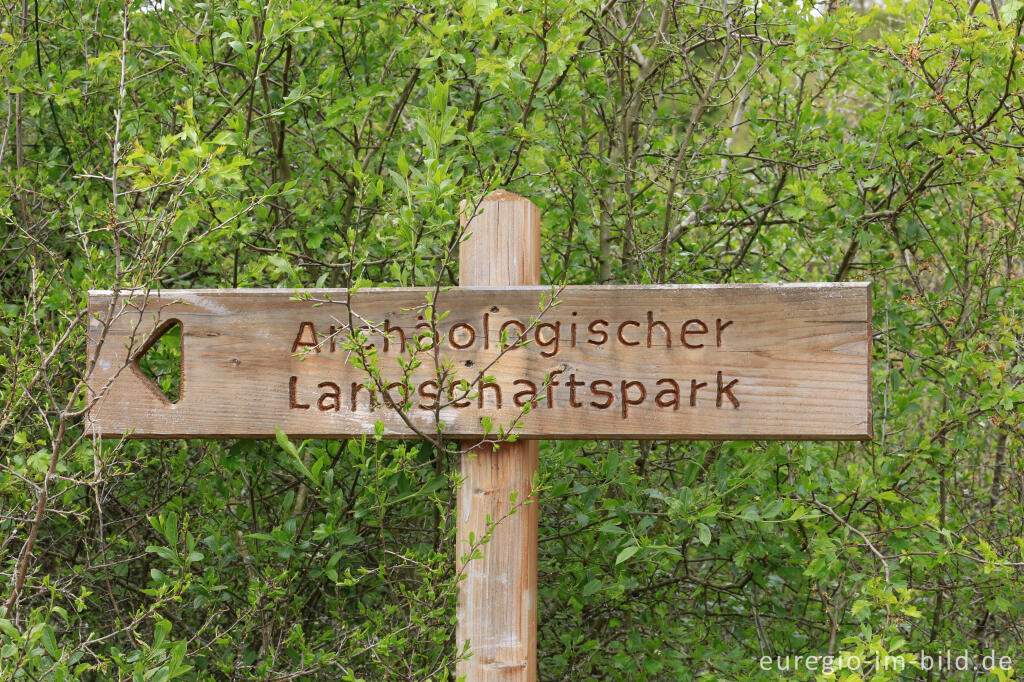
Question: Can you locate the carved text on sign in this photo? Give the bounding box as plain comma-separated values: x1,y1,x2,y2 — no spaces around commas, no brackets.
286,313,740,418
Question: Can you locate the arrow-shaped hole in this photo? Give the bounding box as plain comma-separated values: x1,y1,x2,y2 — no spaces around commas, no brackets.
135,319,183,404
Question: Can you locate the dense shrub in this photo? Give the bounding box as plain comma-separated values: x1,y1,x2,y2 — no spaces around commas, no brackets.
1,1,1022,679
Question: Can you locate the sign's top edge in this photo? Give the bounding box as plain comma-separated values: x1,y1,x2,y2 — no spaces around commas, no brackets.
88,282,871,296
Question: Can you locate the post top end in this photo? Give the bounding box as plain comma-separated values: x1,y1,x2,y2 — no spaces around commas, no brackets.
481,189,528,202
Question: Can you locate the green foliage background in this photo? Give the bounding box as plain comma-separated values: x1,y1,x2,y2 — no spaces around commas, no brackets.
1,0,1023,679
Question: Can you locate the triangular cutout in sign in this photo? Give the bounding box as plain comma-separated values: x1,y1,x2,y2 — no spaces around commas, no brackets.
135,319,183,404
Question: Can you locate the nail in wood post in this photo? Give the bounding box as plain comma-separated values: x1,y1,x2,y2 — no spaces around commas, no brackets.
457,190,540,681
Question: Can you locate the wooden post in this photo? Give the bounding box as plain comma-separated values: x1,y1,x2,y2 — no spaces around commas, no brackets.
457,190,540,681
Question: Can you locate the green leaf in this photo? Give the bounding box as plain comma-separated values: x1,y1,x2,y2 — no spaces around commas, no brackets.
40,624,58,659
152,620,171,650
697,523,712,546
0,619,19,639
1000,0,1024,22
615,545,639,565
274,426,298,457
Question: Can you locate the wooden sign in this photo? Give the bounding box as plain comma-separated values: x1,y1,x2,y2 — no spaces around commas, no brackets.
86,282,871,440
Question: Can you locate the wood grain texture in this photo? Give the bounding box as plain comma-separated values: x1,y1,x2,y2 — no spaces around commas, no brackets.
85,281,872,440
457,191,539,681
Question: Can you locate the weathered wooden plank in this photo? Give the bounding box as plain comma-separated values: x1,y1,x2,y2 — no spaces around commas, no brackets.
456,189,538,681
86,282,872,440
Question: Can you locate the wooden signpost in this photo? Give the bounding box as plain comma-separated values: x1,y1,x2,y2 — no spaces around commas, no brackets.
86,285,871,440
86,191,872,680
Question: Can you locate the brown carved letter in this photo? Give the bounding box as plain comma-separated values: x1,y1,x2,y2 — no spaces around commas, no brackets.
478,382,502,409
617,320,640,346
620,380,646,418
449,322,476,350
317,382,341,411
716,372,739,408
513,379,538,408
681,319,708,349
589,380,614,409
689,379,707,407
587,320,608,345
647,312,671,348
291,322,320,353
566,373,585,408
499,319,527,350
535,322,561,358
289,376,310,409
655,378,680,410
418,380,439,410
716,318,734,347
351,382,378,412
383,319,406,353
448,380,472,408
